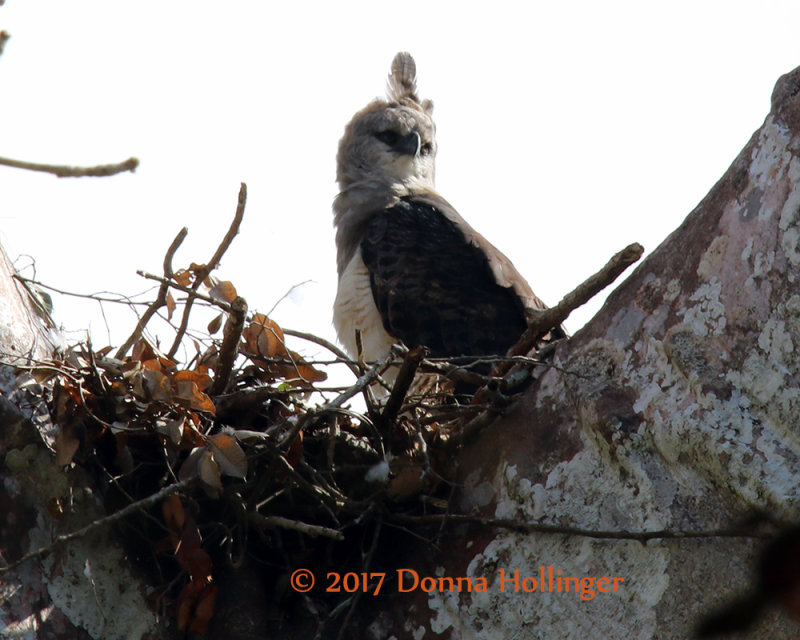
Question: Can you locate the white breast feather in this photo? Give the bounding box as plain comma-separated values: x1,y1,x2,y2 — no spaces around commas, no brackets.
333,249,396,362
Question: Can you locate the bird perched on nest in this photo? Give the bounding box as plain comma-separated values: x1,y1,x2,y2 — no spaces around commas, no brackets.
333,52,563,391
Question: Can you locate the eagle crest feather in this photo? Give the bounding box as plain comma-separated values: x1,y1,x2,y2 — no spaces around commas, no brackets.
387,51,419,103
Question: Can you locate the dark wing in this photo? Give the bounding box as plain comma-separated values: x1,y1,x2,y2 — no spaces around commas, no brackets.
360,197,530,358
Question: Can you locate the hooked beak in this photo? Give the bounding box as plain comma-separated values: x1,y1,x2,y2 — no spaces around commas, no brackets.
392,131,421,156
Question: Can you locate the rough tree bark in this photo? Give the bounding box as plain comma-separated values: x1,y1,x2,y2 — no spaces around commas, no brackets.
3,64,800,639
355,65,800,638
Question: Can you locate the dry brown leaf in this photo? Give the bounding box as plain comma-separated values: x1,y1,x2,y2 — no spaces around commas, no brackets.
198,449,222,493
110,380,127,396
140,358,164,372
162,493,186,533
250,350,327,385
207,313,223,335
178,446,205,481
239,315,326,383
189,584,218,635
131,338,155,362
166,291,176,320
157,416,185,445
286,349,327,383
208,433,247,479
173,269,192,287
175,380,216,415
286,430,303,468
179,447,223,495
185,547,213,584
174,369,213,392
125,368,146,398
209,280,237,304
183,412,207,447
176,582,195,631
53,380,81,422
243,314,286,358
198,344,220,371
54,423,81,465
387,458,426,502
142,369,173,403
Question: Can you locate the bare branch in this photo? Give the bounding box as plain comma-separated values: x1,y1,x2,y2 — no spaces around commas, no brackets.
503,242,644,368
167,183,246,358
0,479,194,575
137,270,231,311
0,155,138,178
250,513,344,541
214,386,276,419
14,276,154,307
115,227,188,359
279,349,397,450
388,512,771,543
283,327,361,378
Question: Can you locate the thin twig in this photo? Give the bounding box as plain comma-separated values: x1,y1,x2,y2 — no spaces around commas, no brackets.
249,513,344,541
267,280,313,316
0,31,9,58
0,479,194,575
0,155,138,178
167,183,246,358
115,227,187,359
279,350,397,450
418,358,490,388
137,271,231,312
387,512,772,542
14,276,153,307
283,328,361,378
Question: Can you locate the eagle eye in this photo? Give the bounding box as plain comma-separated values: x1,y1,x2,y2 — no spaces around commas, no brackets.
420,142,432,156
375,130,400,147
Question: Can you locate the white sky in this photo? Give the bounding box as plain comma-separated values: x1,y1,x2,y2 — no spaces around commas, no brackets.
1,1,798,370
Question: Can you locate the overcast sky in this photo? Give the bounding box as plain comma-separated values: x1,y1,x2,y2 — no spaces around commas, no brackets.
1,1,799,371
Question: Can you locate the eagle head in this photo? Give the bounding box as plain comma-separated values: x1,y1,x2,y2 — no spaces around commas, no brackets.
336,52,437,197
